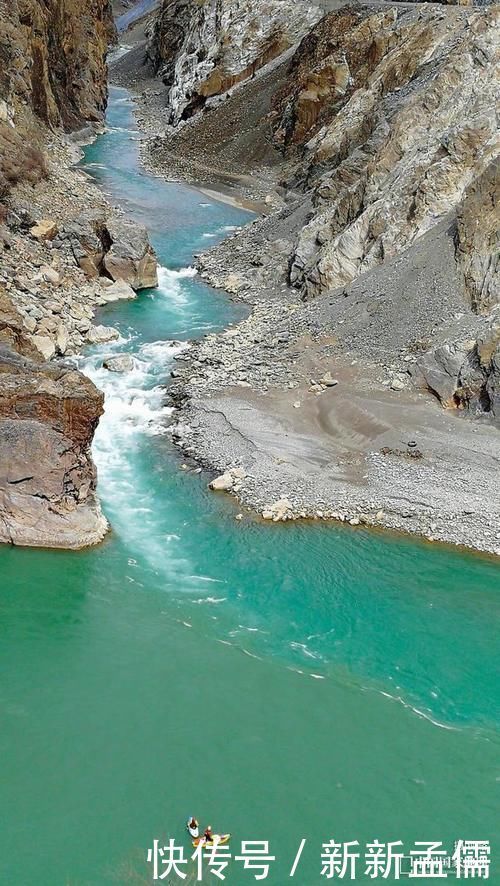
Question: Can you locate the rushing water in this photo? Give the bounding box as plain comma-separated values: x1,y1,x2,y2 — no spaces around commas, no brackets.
1,87,499,885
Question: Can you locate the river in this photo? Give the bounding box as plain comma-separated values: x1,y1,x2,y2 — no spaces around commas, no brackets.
1,87,499,885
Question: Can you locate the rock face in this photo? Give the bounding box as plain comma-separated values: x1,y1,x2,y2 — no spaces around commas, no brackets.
58,211,158,289
456,159,499,314
0,0,116,548
413,309,500,421
103,217,158,289
148,0,321,124
0,294,108,548
0,0,115,129
268,5,499,301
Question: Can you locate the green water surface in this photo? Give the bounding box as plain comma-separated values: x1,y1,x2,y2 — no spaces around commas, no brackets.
1,88,499,885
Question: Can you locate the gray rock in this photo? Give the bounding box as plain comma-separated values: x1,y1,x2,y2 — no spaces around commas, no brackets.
415,343,469,405
86,324,120,344
103,353,134,372
100,280,137,302
103,217,158,290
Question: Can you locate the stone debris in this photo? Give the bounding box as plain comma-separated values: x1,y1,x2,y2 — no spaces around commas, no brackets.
30,219,58,241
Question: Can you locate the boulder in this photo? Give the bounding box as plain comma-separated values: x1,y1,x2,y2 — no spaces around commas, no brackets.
31,335,56,361
100,280,137,302
209,472,235,492
103,354,134,372
320,372,339,387
86,325,120,345
0,347,108,548
61,210,108,277
208,466,247,491
39,266,61,286
415,343,469,406
390,378,405,391
103,218,158,290
30,219,58,241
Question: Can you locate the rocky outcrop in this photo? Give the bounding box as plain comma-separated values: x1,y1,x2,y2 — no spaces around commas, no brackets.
103,217,158,289
147,0,321,124
456,159,499,314
57,211,158,289
267,5,499,301
0,292,108,547
0,0,115,130
412,309,500,422
0,0,117,548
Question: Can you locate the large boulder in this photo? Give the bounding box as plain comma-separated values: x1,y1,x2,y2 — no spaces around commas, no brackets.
59,212,158,290
100,279,137,302
412,312,500,424
415,343,471,407
103,217,158,290
0,346,108,548
103,353,134,372
86,324,120,344
59,210,109,278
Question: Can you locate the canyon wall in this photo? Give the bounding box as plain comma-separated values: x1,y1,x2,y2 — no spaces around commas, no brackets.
147,0,321,124
0,0,115,129
0,0,116,547
268,5,498,303
148,0,498,423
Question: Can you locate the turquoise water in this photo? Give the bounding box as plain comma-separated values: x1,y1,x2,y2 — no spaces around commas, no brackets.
1,87,499,885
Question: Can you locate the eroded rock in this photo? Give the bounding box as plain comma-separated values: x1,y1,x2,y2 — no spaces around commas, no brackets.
270,5,499,301
103,354,134,372
0,347,108,548
148,0,321,124
103,217,158,290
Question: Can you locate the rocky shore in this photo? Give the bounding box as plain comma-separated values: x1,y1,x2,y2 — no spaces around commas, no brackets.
111,0,500,555
0,0,160,547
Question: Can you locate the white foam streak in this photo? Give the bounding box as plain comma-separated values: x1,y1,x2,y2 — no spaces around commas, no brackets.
155,266,198,309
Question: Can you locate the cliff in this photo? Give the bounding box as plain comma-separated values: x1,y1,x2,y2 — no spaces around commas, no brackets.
0,291,108,548
0,0,115,129
0,0,116,548
147,0,321,124
269,5,498,302
142,0,499,430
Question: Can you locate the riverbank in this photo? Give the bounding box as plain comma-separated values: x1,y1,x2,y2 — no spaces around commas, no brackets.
0,95,161,547
106,22,500,557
